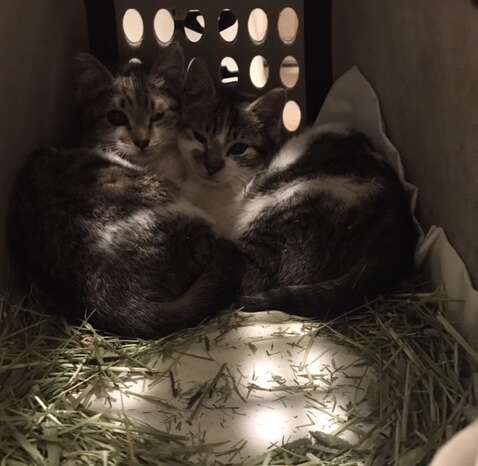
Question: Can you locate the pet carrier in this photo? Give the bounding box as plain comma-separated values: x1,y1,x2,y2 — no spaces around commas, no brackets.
1,1,477,464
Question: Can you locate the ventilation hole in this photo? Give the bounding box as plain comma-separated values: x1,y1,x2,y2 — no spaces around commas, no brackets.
283,101,301,132
250,56,269,89
154,9,175,46
280,56,300,88
248,8,268,44
123,9,144,46
278,7,299,45
184,10,205,43
220,57,239,84
129,57,142,64
219,10,238,42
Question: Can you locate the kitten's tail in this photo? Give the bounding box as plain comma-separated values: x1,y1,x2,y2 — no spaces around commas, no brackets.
237,262,406,319
117,237,243,339
156,241,241,331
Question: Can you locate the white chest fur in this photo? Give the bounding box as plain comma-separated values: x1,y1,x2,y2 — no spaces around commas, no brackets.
181,176,247,238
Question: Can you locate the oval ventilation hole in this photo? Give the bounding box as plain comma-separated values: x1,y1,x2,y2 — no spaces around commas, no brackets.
283,101,301,132
280,56,300,88
248,8,268,44
220,57,239,84
123,9,144,46
250,56,269,89
219,10,238,42
184,10,205,43
278,7,299,45
154,9,175,46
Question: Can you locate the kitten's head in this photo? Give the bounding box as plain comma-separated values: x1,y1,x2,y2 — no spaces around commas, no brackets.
76,44,185,167
178,59,286,188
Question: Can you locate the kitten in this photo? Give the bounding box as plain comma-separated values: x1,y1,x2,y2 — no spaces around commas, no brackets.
178,59,287,236
178,61,418,319
8,46,241,338
235,127,419,317
76,44,186,183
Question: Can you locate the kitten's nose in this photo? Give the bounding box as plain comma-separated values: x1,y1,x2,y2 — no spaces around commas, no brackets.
205,159,225,176
134,138,150,151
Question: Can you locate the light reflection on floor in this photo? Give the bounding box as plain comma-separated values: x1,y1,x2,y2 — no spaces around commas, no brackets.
89,311,377,463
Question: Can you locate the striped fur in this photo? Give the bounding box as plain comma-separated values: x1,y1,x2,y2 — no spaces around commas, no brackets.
178,59,287,235
76,43,186,183
234,129,419,318
8,47,242,338
177,61,417,319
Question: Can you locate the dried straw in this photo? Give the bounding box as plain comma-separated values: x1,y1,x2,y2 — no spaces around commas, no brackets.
0,291,476,465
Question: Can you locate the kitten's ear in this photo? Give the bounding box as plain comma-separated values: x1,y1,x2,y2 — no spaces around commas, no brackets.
183,59,216,116
75,53,113,103
247,88,287,141
149,42,185,95
184,59,216,102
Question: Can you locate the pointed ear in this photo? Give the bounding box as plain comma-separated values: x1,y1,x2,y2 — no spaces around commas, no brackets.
181,59,216,120
184,58,216,105
75,53,113,103
247,88,287,140
149,42,185,95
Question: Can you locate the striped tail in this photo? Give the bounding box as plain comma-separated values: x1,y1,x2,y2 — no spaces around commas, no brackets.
237,265,384,319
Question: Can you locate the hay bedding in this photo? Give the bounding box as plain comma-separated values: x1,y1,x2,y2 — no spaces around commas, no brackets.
1,59,474,465
1,291,477,466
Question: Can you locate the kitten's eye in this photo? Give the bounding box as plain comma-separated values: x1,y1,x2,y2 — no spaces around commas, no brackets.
151,112,164,122
228,143,250,156
193,131,207,145
106,110,129,127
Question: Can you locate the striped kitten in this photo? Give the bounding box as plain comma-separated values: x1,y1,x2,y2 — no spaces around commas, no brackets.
235,127,419,317
178,59,287,236
76,44,186,183
8,46,241,338
178,60,418,318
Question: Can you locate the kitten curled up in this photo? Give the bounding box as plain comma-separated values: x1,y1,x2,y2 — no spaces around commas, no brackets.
8,45,241,338
178,60,419,320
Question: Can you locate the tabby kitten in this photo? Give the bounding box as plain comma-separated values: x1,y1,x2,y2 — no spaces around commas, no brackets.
8,46,240,338
178,61,418,318
235,126,419,317
76,44,185,183
178,59,287,235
